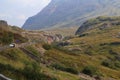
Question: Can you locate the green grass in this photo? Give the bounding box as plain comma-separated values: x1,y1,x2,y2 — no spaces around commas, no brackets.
1,17,120,79
42,20,120,79
0,48,57,80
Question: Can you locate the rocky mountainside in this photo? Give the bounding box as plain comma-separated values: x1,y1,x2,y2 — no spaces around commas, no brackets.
23,0,120,30
75,16,120,35
0,20,10,31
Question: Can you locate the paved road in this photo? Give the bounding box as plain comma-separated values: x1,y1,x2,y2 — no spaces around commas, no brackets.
0,42,34,52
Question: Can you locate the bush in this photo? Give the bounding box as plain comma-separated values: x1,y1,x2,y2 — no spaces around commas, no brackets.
0,63,16,73
114,61,120,68
52,63,78,74
22,63,57,80
65,67,78,74
101,60,116,69
25,46,39,56
102,60,110,67
0,31,14,44
43,44,52,50
79,33,88,37
22,65,41,80
109,42,120,46
82,66,98,76
13,33,28,43
0,63,57,80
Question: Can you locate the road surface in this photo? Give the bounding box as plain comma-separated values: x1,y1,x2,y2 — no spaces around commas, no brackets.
0,42,34,52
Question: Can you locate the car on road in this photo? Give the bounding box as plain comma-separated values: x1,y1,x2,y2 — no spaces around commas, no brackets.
9,43,15,48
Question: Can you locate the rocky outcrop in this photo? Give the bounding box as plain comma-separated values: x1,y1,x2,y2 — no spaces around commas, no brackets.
0,20,9,31
21,31,63,44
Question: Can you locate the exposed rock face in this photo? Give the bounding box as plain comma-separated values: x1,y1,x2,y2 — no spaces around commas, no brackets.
22,0,120,30
0,20,8,27
21,31,63,44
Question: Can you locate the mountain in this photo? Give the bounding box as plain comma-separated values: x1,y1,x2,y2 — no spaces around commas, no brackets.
22,0,120,30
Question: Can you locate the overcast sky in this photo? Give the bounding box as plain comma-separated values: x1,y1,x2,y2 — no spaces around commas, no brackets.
0,0,51,27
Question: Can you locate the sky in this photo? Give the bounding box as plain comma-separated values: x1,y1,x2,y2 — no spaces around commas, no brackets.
0,0,51,27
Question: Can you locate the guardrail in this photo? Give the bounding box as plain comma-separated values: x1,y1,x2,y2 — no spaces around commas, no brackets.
0,74,12,80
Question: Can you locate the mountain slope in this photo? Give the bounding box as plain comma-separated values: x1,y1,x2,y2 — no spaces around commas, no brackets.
0,20,28,45
75,16,120,35
54,16,120,79
1,17,120,79
23,0,120,30
0,21,80,80
41,16,120,80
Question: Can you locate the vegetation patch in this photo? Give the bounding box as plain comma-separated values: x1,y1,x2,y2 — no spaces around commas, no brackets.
101,59,120,69
43,44,52,50
0,31,14,44
25,46,40,56
82,66,100,76
0,62,57,80
51,63,79,74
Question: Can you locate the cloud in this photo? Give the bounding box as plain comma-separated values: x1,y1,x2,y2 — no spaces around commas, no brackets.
10,0,51,7
17,15,26,20
0,0,51,27
0,14,12,18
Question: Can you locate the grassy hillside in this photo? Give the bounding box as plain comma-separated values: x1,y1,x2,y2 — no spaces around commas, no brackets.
0,30,28,45
0,20,81,80
60,17,120,79
0,21,27,45
39,16,120,79
1,18,120,80
0,44,81,80
0,48,58,80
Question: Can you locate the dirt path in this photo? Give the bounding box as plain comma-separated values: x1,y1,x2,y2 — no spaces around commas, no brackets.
79,73,96,80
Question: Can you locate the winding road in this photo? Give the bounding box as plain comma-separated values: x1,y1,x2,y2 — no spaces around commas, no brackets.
0,42,34,52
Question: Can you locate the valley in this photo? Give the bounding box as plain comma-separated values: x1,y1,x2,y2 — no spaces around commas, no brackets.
0,16,120,80
1,0,120,80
